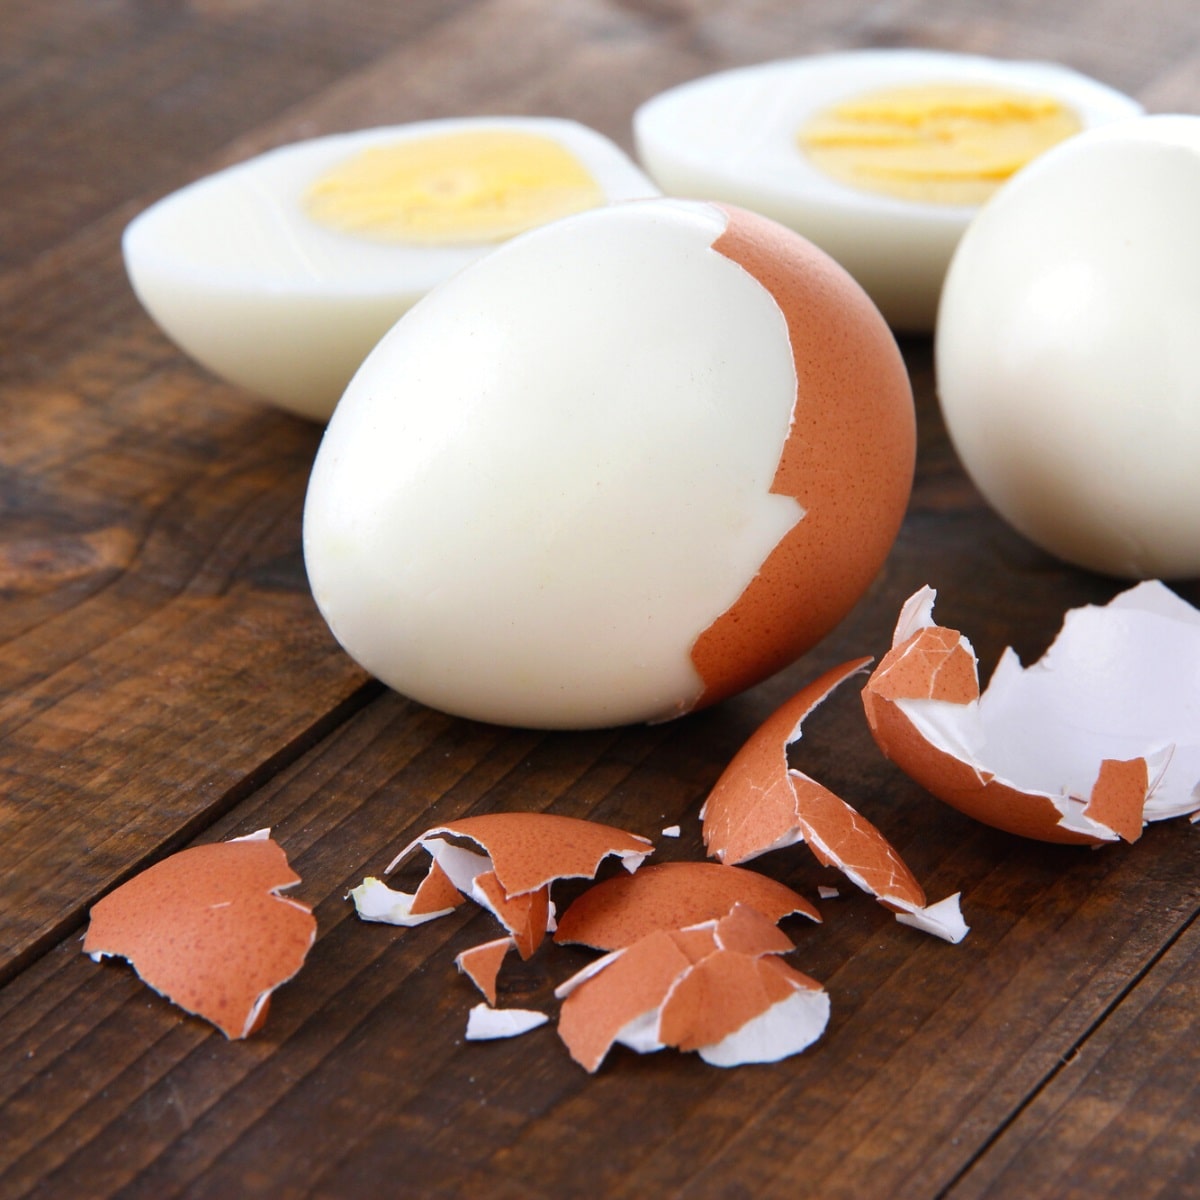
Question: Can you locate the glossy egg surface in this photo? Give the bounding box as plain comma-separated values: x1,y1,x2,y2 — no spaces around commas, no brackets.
937,115,1200,579
303,197,914,729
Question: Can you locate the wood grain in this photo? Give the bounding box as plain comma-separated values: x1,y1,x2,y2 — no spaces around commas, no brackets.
2,1,1198,1197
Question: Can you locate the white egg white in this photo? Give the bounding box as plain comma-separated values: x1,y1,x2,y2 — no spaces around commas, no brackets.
937,114,1200,579
122,117,658,421
303,197,802,729
633,49,1141,331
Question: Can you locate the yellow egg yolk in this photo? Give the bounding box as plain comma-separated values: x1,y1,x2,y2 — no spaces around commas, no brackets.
304,129,606,244
798,84,1082,205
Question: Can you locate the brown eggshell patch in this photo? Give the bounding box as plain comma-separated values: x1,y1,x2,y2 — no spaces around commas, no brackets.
555,930,693,1073
456,937,514,1006
711,901,797,958
82,831,315,1040
356,813,651,953
689,205,915,708
387,813,653,895
869,625,980,705
786,772,926,910
1084,758,1149,844
410,857,466,916
473,871,551,960
863,583,1200,845
659,950,812,1053
554,860,819,951
701,657,872,865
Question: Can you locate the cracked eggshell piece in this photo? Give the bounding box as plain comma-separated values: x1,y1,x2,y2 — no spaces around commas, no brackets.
303,196,914,729
355,813,653,958
863,582,1200,844
123,116,658,421
465,1004,550,1041
701,657,875,865
702,660,967,942
555,905,827,1072
82,830,315,1039
456,937,515,1006
385,813,653,893
554,860,819,951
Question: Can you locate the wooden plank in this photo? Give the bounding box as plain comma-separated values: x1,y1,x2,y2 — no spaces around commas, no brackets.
950,916,1200,1200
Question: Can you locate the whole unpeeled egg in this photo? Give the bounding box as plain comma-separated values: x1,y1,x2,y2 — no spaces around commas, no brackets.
634,49,1141,331
937,115,1200,580
122,117,658,421
302,197,915,729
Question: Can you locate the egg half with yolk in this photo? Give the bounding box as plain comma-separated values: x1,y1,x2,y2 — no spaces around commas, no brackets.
634,49,1141,331
122,117,658,421
302,197,915,729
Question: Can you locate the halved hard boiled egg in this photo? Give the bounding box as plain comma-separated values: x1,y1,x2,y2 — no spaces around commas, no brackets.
123,117,658,420
634,50,1141,330
303,196,914,730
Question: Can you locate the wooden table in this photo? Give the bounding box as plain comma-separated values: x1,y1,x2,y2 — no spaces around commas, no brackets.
3,2,1198,1196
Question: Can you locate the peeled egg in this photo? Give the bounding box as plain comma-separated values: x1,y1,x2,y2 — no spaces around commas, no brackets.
303,196,914,730
936,115,1200,580
634,50,1141,330
122,117,658,421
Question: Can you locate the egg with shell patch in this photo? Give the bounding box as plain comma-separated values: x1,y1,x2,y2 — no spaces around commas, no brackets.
122,116,658,421
303,196,915,729
634,49,1141,331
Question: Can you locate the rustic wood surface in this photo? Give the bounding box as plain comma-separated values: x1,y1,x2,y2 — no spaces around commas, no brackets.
2,1,1198,1196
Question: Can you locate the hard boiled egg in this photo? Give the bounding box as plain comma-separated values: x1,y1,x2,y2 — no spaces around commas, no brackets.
937,115,1200,579
634,50,1141,331
123,117,658,421
302,197,914,730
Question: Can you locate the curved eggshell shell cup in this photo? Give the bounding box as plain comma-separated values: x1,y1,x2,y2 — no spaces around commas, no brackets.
862,583,1200,845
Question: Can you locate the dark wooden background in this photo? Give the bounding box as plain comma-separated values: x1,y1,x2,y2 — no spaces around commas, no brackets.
2,2,1198,1196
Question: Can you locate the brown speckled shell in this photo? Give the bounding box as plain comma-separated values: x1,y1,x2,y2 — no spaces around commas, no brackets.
862,624,1126,845
703,657,927,909
82,835,315,1039
554,860,819,950
455,936,514,1006
690,205,915,707
392,812,653,896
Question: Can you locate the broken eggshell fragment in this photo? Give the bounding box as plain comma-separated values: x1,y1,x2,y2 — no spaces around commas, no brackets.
554,859,820,950
863,581,1200,844
465,1003,550,1041
456,936,515,1006
351,812,653,957
555,902,829,1072
82,829,316,1039
701,657,967,942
